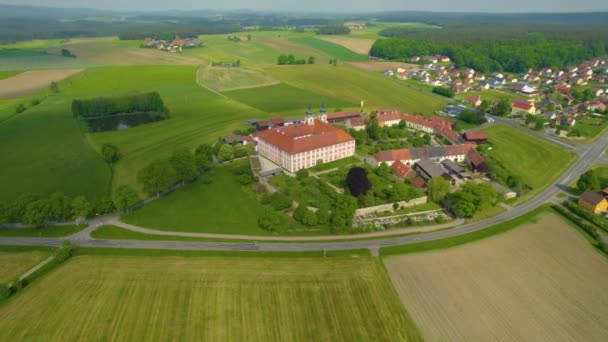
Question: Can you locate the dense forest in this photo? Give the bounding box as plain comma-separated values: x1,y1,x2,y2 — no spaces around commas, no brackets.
72,92,167,118
370,35,607,73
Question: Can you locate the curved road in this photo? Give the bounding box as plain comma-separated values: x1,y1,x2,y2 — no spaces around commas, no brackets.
2,127,607,252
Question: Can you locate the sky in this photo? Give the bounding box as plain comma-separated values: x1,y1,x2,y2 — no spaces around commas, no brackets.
1,0,607,13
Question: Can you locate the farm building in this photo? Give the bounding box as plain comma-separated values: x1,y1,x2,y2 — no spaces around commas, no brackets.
254,107,355,172
578,190,608,214
462,131,489,144
326,110,362,124
415,159,454,184
373,144,474,167
465,149,489,173
391,161,417,180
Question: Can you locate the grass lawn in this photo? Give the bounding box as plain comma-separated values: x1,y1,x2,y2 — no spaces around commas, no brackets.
0,70,20,80
480,124,577,202
456,89,527,103
197,66,279,91
264,64,446,114
570,116,608,143
0,48,98,71
0,247,51,283
223,83,355,113
0,225,85,238
121,161,278,235
0,255,422,341
291,37,368,62
591,165,608,188
0,95,111,201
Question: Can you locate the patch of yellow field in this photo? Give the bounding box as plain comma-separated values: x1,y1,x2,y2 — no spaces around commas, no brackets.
385,213,608,341
0,69,82,99
318,36,375,54
0,250,50,283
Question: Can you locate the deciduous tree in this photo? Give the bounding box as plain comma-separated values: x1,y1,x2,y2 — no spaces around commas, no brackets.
137,159,179,196
113,185,141,212
170,147,197,182
428,177,451,203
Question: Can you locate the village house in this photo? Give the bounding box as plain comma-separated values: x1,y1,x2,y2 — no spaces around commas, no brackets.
578,190,608,214
466,95,482,107
372,144,474,167
465,149,489,173
254,107,355,172
512,100,537,115
391,161,417,180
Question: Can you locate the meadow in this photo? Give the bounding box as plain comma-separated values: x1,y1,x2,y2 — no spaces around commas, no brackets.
0,247,51,283
0,255,422,341
0,48,98,71
121,162,280,235
0,70,20,80
223,83,355,113
0,94,111,201
384,212,608,341
0,225,85,238
0,69,82,99
264,64,446,113
481,124,576,199
198,66,279,91
290,37,368,62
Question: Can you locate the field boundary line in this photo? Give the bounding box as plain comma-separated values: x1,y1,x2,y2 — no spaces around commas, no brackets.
195,66,228,99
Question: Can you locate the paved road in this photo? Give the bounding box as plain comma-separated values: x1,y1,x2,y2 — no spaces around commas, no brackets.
2,126,607,252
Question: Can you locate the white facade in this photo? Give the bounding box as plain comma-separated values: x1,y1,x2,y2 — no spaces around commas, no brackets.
257,139,355,173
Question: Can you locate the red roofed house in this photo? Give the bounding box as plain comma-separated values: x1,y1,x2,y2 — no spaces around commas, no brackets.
411,177,426,188
390,161,416,179
466,95,482,107
373,144,474,167
462,131,489,144
512,100,536,115
254,106,355,172
584,100,607,112
465,149,489,173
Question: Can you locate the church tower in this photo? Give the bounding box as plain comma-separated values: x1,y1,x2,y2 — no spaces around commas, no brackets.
319,103,327,123
305,105,315,125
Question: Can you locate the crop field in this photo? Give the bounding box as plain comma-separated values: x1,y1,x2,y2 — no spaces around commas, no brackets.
184,38,296,66
0,248,50,283
384,213,608,341
254,36,328,61
0,255,421,341
348,61,418,72
348,21,442,39
291,37,368,62
317,36,375,55
264,65,446,113
224,83,356,113
121,161,276,235
0,48,98,71
0,69,82,99
53,38,204,66
0,95,111,201
197,66,279,91
481,125,576,196
0,71,21,80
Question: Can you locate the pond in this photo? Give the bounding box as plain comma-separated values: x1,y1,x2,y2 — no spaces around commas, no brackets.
84,112,168,132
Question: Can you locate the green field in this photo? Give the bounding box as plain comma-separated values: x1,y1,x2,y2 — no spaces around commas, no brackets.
0,255,421,341
0,48,98,71
121,162,279,235
0,247,51,283
0,70,20,80
0,225,85,238
348,21,441,39
264,65,446,114
481,125,577,200
0,95,111,201
224,83,355,113
291,37,368,62
198,66,279,91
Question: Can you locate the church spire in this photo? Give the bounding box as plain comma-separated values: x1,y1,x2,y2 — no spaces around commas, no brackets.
305,104,314,125
319,103,327,123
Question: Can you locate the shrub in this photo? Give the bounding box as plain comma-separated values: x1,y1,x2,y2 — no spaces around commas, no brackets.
258,209,282,232
269,193,292,211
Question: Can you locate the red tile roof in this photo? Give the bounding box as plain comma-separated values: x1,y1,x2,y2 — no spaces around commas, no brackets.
513,100,534,110
391,161,416,179
374,144,474,162
466,149,486,167
466,95,481,106
255,120,354,154
463,131,488,141
411,177,426,188
327,111,361,121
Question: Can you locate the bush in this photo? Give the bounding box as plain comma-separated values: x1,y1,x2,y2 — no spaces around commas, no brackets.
55,240,73,262
294,205,318,227
269,193,292,211
258,209,282,232
432,87,454,98
563,201,608,232
238,174,254,185
15,103,26,114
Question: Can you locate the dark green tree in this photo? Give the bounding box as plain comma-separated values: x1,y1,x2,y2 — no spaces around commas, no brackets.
195,143,214,170
113,185,141,212
71,196,91,219
428,177,451,203
137,159,179,196
217,144,235,161
577,170,601,192
170,147,197,182
101,144,119,164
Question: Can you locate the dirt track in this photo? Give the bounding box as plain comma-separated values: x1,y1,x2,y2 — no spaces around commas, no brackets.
0,69,82,99
385,214,608,342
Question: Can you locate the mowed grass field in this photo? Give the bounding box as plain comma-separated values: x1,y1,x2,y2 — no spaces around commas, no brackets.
0,94,111,201
264,64,446,113
0,255,421,341
481,124,576,199
224,83,356,113
68,65,269,193
291,37,368,62
0,247,51,283
121,162,275,235
0,48,98,71
198,66,279,91
384,213,608,341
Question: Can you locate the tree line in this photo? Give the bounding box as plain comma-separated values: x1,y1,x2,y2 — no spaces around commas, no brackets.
316,25,350,35
277,54,315,65
370,35,607,74
72,92,167,118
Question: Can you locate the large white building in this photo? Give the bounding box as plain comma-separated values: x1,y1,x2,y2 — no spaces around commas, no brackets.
254,107,355,172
